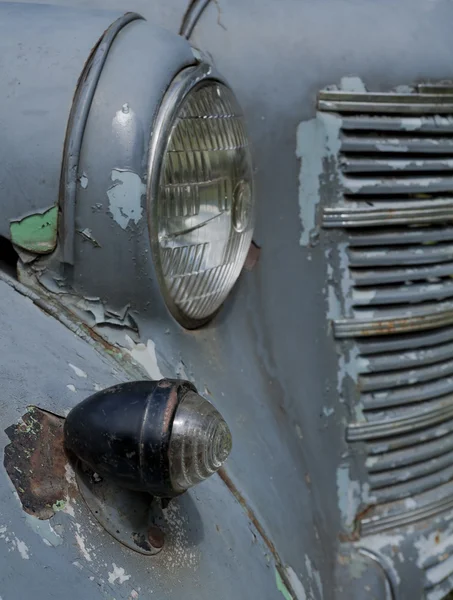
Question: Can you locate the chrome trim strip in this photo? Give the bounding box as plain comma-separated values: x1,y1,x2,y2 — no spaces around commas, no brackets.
319,90,453,103
343,175,453,196
342,158,453,174
323,202,453,228
318,91,453,114
347,403,453,441
361,495,453,536
319,101,453,114
341,115,453,133
334,304,453,338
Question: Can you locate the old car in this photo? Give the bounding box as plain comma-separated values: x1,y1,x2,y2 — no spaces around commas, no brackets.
2,1,453,599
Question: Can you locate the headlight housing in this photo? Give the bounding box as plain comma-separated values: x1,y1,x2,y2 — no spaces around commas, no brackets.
148,63,254,329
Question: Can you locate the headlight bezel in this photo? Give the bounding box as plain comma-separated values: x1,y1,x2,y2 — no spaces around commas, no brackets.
147,62,254,329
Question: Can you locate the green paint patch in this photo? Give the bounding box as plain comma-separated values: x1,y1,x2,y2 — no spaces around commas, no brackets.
52,499,66,512
275,568,293,600
10,205,58,253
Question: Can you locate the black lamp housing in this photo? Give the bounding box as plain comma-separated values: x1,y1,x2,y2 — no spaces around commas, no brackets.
64,379,197,498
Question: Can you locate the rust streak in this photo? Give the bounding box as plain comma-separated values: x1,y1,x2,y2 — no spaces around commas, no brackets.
218,466,276,557
218,467,298,598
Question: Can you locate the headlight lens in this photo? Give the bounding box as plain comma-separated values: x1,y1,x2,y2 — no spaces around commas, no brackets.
150,69,254,328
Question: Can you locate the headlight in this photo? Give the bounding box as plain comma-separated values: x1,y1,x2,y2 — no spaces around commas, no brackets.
148,64,255,328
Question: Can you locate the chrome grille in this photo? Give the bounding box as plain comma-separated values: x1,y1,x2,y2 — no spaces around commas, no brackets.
320,85,453,531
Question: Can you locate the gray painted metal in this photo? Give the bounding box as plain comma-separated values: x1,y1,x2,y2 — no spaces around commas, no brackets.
0,3,123,241
3,0,453,598
60,11,144,265
0,277,280,600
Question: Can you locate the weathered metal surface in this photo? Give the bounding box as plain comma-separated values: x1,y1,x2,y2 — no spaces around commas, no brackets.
334,306,453,337
74,460,164,555
0,277,283,600
4,406,70,519
0,3,124,242
60,12,144,264
3,0,453,597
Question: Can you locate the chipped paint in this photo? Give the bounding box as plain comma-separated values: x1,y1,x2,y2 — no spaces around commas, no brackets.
107,169,145,230
80,172,88,189
67,384,76,392
25,514,62,547
65,463,76,486
304,555,323,599
161,501,199,570
296,113,341,246
275,568,294,600
69,363,87,378
336,464,361,529
285,566,307,600
359,534,404,587
340,76,366,93
14,537,29,559
10,205,58,253
0,526,29,559
123,334,163,380
415,525,453,570
108,563,131,584
75,523,92,562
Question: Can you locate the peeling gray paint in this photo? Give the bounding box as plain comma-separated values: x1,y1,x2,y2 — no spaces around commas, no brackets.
296,113,341,246
80,173,88,189
107,169,145,230
123,334,164,380
336,464,361,529
285,566,307,600
339,76,366,93
25,514,63,547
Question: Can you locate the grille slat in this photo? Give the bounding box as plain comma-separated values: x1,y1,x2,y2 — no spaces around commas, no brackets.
348,226,453,247
352,263,453,286
324,201,453,228
367,431,453,472
343,175,453,195
341,115,453,133
369,448,453,489
360,358,453,391
363,340,453,372
341,135,453,154
353,280,453,306
342,157,453,174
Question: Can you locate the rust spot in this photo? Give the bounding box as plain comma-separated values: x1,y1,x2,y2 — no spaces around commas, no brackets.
147,525,165,549
4,406,75,519
435,532,441,544
243,240,261,271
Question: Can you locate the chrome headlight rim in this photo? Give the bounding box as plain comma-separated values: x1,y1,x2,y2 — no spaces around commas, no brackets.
147,62,253,330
